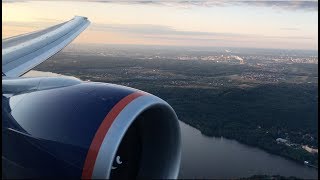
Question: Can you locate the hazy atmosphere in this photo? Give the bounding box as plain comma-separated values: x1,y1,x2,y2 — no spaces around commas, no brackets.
2,1,318,179
2,0,318,50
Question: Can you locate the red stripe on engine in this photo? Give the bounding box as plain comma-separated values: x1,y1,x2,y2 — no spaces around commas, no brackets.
81,91,145,179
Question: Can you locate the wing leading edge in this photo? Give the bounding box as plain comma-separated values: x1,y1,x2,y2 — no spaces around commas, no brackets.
2,16,90,77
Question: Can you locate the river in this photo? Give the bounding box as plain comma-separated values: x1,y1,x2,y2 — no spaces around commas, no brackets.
178,121,318,179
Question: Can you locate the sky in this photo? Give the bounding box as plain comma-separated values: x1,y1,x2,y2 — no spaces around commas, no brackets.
2,0,318,50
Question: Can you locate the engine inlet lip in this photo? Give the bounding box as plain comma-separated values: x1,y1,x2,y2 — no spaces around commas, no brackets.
89,92,181,179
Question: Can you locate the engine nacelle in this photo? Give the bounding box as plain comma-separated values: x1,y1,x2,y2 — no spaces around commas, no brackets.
2,76,181,179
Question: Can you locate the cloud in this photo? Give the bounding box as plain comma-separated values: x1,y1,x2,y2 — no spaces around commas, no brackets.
3,0,317,11
2,0,26,3
3,19,316,50
239,1,318,12
90,1,318,11
89,23,313,40
2,21,56,28
90,23,229,36
280,27,301,31
3,19,314,42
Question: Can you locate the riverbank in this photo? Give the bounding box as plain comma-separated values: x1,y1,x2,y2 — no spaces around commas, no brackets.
178,121,318,179
182,119,318,170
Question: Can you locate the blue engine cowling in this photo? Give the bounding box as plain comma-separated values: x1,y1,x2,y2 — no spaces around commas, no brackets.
2,76,181,179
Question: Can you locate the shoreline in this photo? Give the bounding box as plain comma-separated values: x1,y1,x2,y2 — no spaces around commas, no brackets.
181,120,318,170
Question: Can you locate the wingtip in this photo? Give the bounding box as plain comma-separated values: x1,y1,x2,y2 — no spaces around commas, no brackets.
74,15,88,20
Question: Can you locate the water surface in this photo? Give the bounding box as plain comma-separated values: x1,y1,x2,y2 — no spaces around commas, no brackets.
178,121,318,179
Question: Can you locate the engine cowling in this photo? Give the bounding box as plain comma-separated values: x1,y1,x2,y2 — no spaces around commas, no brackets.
2,76,181,179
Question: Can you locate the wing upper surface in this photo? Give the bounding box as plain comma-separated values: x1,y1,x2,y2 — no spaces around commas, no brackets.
2,16,90,77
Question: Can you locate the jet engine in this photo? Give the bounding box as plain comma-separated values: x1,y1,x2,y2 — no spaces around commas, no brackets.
2,76,181,179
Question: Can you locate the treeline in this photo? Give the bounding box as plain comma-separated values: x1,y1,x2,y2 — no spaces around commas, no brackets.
136,83,318,166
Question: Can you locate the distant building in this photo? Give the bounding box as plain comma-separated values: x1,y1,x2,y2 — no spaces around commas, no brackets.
276,138,288,143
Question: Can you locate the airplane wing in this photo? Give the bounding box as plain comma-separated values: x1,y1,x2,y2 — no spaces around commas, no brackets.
2,16,181,179
2,16,90,78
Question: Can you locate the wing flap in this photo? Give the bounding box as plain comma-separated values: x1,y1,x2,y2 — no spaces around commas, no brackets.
2,16,90,77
